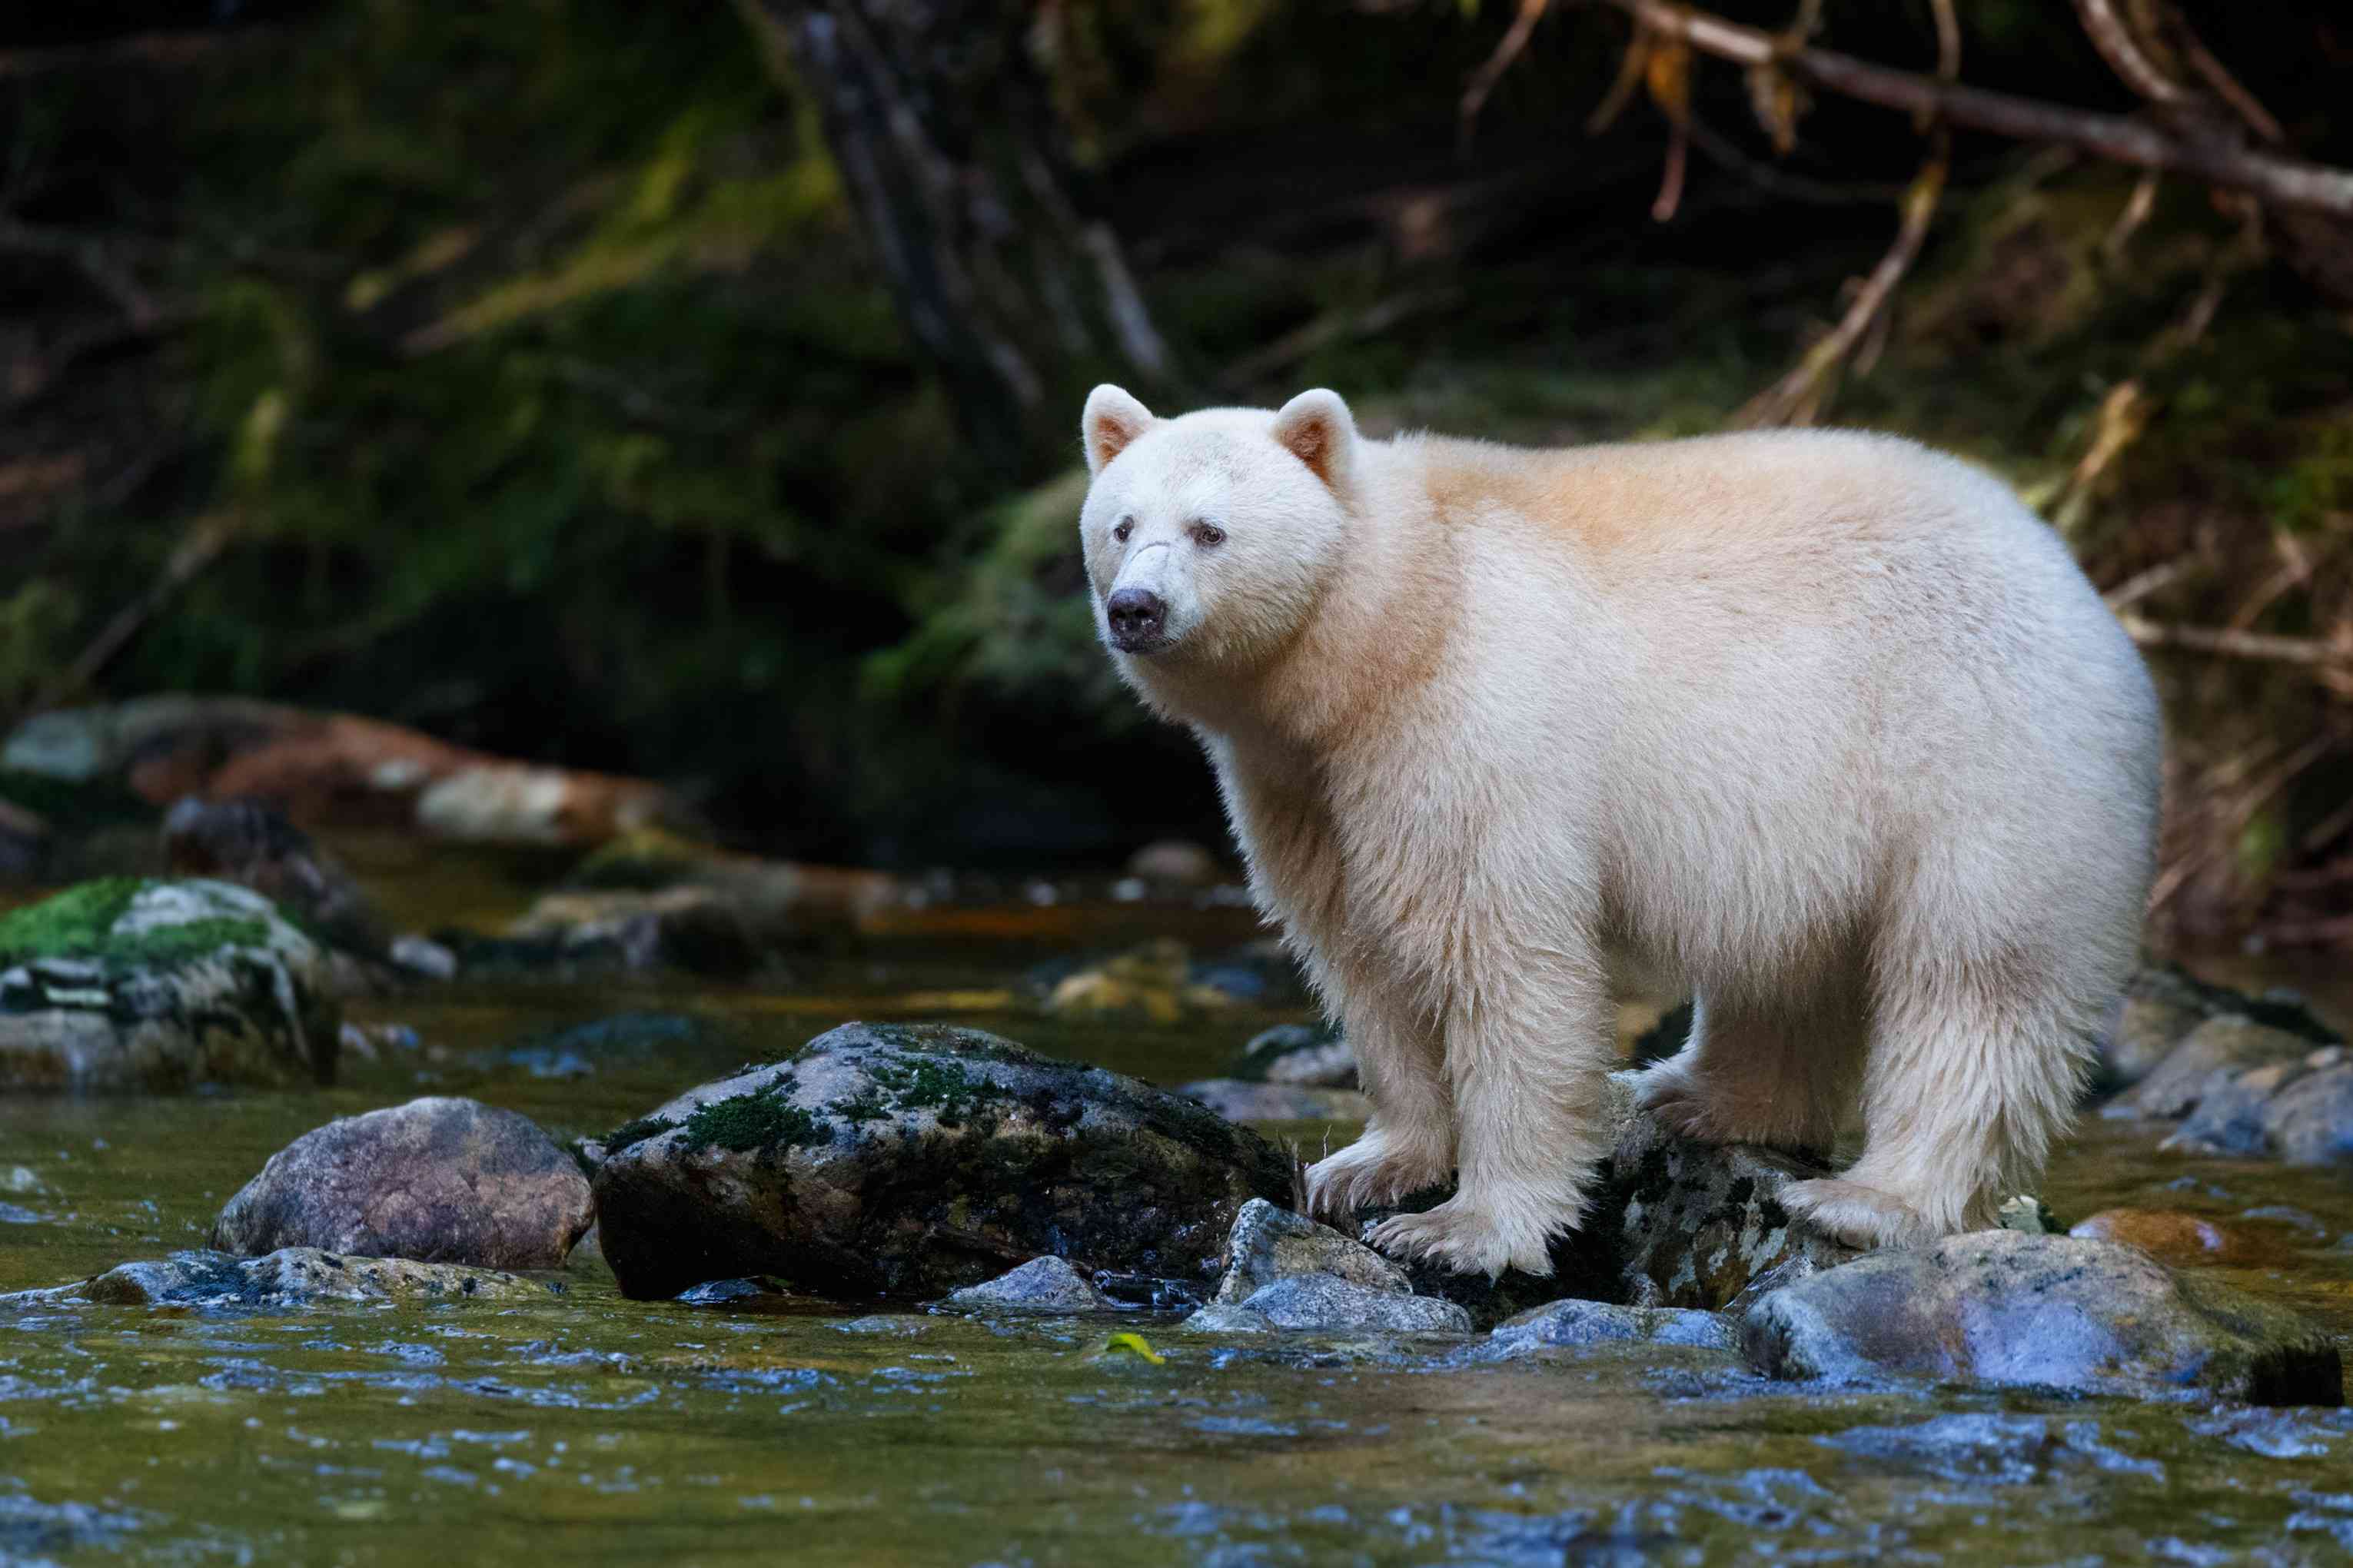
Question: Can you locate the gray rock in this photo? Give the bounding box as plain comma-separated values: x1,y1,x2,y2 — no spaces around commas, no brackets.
1179,1078,1373,1123
1740,1230,2342,1406
2101,964,2339,1094
1210,1198,1411,1304
1230,1022,1358,1088
3,1247,559,1310
2262,1060,2353,1168
1490,1297,1735,1353
500,888,760,978
941,1256,1115,1314
2107,1015,2317,1121
389,934,458,982
1188,1272,1472,1335
0,878,341,1091
592,1022,1297,1301
211,1096,594,1269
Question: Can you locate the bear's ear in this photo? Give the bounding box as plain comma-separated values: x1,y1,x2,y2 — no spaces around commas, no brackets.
1082,384,1155,476
1270,388,1355,490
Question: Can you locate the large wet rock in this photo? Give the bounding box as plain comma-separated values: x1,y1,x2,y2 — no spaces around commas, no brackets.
592,1022,1298,1301
2,1247,560,1310
4,696,683,849
0,878,340,1091
1740,1230,2343,1406
211,1097,595,1269
2162,1046,2353,1168
1354,1072,1859,1324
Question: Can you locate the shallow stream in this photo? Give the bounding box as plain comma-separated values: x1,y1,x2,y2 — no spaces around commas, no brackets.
4,852,2352,1565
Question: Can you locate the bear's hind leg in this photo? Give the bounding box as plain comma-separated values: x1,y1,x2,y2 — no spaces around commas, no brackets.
1780,948,2091,1249
1629,987,1862,1156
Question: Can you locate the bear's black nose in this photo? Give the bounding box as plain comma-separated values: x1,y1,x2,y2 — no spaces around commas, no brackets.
1106,587,1166,645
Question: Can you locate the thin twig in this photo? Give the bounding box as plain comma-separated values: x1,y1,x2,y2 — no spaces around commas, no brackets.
1461,0,1557,134
42,512,241,708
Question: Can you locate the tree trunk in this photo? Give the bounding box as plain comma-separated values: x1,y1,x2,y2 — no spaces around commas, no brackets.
740,0,1175,467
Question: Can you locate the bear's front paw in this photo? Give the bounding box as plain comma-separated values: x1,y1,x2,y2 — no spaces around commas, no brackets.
1364,1195,1562,1280
1302,1128,1452,1220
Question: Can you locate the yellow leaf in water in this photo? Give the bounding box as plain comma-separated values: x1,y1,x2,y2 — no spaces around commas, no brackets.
1088,1332,1165,1365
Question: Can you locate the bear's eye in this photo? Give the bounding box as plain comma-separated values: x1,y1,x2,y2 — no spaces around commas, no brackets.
1112,518,1134,544
1194,523,1227,548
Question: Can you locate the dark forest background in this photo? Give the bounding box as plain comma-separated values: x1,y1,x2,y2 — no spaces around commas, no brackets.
4,0,2351,946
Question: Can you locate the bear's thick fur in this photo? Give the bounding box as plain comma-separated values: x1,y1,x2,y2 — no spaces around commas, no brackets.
1079,385,2161,1277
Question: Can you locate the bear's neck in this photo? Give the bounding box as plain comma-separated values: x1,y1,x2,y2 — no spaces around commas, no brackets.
1135,439,1460,762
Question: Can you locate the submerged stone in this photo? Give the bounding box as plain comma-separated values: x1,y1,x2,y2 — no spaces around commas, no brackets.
2067,1208,2287,1268
3,1247,558,1310
592,1022,1298,1301
211,1096,595,1269
1489,1298,1735,1354
1740,1230,2343,1406
941,1256,1116,1315
0,877,340,1091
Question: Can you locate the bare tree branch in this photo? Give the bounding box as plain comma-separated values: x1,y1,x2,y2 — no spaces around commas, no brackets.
1596,0,2353,217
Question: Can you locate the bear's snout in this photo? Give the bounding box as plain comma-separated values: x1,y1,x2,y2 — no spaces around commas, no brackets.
1105,586,1168,650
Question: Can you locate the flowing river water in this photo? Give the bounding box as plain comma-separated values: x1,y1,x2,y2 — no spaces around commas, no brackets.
3,847,2352,1565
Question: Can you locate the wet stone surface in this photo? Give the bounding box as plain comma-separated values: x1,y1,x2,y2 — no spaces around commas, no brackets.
211,1095,596,1270
591,1021,1298,1300
1740,1230,2343,1406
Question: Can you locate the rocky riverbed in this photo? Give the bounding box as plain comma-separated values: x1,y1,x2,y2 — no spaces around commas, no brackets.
2,845,2352,1564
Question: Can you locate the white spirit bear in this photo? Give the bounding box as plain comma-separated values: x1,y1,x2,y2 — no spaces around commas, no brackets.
1078,385,2161,1277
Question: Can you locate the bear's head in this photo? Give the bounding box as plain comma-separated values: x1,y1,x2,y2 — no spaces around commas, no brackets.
1077,385,1358,669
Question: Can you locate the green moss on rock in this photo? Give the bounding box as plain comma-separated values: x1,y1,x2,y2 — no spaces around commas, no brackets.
0,879,278,971
677,1076,828,1154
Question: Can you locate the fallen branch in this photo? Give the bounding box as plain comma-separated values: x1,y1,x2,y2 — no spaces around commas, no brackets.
1596,0,2353,217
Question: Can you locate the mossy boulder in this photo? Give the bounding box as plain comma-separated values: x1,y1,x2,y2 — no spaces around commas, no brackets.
591,1022,1299,1301
0,878,340,1091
